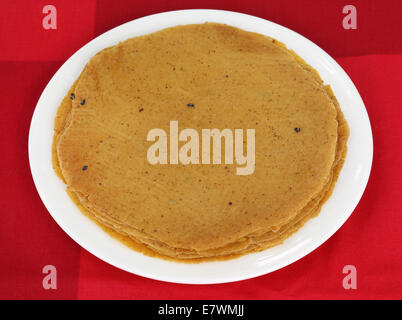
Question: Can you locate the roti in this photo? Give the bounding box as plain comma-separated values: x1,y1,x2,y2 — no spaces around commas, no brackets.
53,23,349,261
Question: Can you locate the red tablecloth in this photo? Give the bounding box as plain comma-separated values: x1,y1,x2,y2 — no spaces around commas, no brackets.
1,0,401,300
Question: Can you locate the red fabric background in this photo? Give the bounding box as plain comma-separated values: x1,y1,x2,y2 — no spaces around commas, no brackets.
0,0,401,299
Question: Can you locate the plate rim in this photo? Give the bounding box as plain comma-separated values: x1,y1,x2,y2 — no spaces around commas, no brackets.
28,9,373,284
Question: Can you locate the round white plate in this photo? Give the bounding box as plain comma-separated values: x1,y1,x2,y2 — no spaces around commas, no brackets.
28,9,373,284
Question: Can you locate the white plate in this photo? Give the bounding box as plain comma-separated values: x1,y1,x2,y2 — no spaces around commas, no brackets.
28,9,373,284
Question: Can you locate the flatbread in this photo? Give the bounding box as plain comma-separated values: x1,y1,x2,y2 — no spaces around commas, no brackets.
53,23,349,261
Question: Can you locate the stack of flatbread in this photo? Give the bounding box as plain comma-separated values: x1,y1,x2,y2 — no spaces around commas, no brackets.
53,23,349,261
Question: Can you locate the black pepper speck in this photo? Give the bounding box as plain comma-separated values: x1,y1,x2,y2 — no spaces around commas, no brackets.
187,103,195,107
70,93,75,100
82,165,88,171
80,99,86,106
294,127,301,133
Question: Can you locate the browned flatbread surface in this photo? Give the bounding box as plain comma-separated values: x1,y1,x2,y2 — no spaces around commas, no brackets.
53,23,349,261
